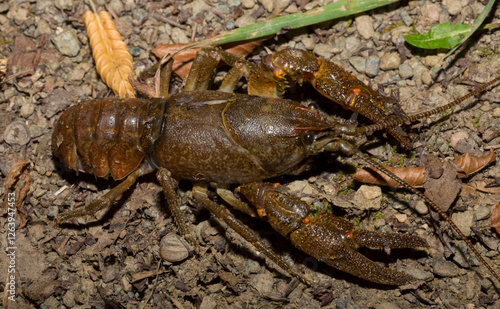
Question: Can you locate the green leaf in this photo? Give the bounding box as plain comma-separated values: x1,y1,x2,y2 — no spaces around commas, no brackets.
211,0,400,46
404,23,471,49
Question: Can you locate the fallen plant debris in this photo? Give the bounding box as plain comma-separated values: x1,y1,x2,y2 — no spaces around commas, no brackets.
153,41,262,79
353,150,496,187
84,10,134,98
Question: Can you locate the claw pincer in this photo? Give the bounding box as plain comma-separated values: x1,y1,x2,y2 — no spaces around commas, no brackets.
238,182,428,285
249,49,412,148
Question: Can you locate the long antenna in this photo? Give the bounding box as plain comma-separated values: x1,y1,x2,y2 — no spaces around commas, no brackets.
360,76,500,135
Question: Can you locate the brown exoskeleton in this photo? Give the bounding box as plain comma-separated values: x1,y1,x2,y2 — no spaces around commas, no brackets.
52,48,500,286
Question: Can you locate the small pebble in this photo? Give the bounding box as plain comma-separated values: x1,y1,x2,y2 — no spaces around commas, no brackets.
353,185,382,210
446,0,462,15
170,27,189,44
345,36,360,52
20,101,35,118
249,273,274,294
474,205,491,221
355,15,374,40
449,131,469,149
258,0,274,12
132,8,147,24
349,56,366,74
375,302,401,309
241,0,255,9
403,267,433,280
313,43,334,59
398,63,413,79
415,200,428,215
451,211,474,237
200,295,217,309
275,0,290,10
421,71,433,85
52,29,80,57
63,290,76,308
234,15,256,28
492,107,500,117
365,55,380,77
8,5,29,26
400,11,413,26
433,258,460,277
55,0,73,11
4,120,30,145
47,206,59,219
394,213,407,223
108,0,124,15
379,53,401,70
302,37,315,50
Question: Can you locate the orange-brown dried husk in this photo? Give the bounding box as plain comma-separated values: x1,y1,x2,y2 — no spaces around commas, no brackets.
491,201,500,234
353,165,426,188
153,41,262,79
353,150,496,188
84,11,134,98
455,149,496,178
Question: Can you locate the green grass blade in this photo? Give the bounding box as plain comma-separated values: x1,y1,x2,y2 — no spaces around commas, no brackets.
211,0,399,46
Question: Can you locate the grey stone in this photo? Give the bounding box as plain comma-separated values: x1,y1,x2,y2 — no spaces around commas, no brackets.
355,15,374,40
398,63,413,79
451,211,474,237
52,30,80,57
380,52,401,70
349,56,366,74
433,258,459,277
365,55,380,77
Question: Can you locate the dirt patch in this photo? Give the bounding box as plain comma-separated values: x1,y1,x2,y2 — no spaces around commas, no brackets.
1,1,499,308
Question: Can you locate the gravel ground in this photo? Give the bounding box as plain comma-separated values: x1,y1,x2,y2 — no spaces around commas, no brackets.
1,0,500,308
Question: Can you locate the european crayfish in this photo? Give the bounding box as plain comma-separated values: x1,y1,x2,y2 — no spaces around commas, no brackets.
52,48,500,286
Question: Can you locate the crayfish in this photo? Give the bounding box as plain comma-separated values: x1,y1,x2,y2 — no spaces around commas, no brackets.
52,48,500,286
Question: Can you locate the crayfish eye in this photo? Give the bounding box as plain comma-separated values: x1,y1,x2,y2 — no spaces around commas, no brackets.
302,133,315,145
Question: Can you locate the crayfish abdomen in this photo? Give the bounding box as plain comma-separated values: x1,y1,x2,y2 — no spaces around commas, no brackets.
52,97,164,180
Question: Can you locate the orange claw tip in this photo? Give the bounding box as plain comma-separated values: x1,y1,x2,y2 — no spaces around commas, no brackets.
303,217,310,224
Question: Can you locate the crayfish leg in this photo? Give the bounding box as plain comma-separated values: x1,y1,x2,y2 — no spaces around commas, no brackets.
157,168,198,247
56,161,154,225
192,183,310,284
184,49,221,92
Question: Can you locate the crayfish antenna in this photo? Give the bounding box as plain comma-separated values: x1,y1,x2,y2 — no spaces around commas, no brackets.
360,76,500,135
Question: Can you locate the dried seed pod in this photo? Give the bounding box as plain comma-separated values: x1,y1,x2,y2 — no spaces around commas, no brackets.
160,233,191,263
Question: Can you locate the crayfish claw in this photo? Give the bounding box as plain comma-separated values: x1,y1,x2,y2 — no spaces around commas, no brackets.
238,182,427,285
320,241,417,285
290,213,427,285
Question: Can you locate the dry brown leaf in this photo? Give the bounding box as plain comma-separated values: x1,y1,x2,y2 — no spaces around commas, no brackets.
353,166,425,188
455,149,496,178
84,10,134,98
354,151,496,188
153,41,263,79
491,201,500,234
